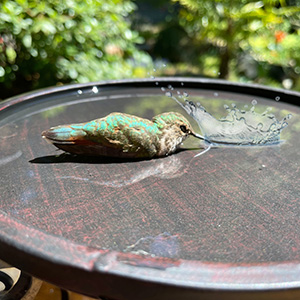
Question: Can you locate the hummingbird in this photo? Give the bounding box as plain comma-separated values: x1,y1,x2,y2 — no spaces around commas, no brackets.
42,112,205,158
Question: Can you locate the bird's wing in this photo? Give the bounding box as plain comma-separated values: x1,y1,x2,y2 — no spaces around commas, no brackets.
84,113,160,157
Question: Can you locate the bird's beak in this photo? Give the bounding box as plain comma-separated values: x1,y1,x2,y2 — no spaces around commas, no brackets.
190,131,207,141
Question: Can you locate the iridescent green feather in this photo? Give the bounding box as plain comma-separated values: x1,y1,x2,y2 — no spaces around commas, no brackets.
82,113,161,156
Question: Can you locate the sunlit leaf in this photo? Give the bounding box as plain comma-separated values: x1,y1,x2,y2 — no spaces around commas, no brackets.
6,46,17,63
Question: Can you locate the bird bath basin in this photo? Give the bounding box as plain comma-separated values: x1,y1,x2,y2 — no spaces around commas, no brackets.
0,78,300,299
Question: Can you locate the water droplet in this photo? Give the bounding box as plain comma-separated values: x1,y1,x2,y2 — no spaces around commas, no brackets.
150,75,155,79
287,114,292,120
183,92,189,98
214,92,219,97
224,104,230,110
268,114,275,119
231,103,237,108
165,91,172,97
163,64,167,68
275,96,280,101
244,104,248,108
92,86,99,93
269,123,276,130
168,84,174,90
196,102,201,106
257,123,263,130
155,82,159,85
177,91,181,95
77,89,83,95
181,82,184,86
161,87,166,92
153,68,156,72
251,99,257,106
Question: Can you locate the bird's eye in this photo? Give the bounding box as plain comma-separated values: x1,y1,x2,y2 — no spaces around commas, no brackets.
180,125,188,133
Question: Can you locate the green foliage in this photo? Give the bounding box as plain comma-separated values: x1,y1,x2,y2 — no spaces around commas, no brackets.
0,0,152,99
174,0,300,86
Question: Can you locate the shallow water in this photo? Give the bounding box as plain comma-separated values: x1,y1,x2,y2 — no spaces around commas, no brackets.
0,84,300,263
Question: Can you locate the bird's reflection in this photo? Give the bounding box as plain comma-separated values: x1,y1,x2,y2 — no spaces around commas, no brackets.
30,149,201,187
60,153,187,187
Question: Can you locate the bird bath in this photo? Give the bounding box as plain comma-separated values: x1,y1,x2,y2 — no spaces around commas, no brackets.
0,78,300,299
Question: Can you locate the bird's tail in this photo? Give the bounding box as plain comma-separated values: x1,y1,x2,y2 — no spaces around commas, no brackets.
42,123,89,145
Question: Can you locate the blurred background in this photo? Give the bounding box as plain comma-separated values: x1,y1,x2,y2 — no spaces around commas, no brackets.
0,0,299,100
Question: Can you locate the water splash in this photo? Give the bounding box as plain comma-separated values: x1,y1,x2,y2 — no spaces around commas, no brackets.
92,86,99,94
166,89,292,146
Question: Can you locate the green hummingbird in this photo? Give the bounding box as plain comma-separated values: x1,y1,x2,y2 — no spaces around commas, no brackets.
42,112,205,158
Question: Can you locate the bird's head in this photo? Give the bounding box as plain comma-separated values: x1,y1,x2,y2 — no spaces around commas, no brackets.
153,112,199,139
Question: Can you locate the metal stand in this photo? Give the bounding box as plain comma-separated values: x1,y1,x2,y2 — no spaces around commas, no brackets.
0,260,41,300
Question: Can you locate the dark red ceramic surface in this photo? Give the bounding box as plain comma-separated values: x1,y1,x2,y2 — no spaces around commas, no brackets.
0,78,300,299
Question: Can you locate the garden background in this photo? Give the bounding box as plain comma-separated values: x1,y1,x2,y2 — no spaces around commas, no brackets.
0,0,299,100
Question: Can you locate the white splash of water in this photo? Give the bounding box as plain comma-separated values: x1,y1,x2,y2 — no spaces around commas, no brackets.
166,88,292,146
